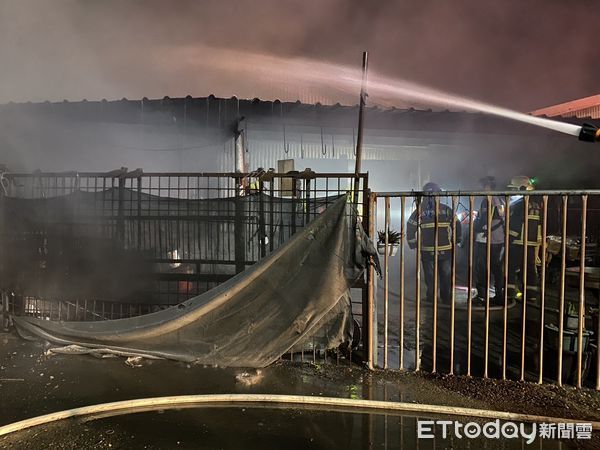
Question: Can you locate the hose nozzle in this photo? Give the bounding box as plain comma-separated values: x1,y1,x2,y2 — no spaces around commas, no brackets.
578,123,600,142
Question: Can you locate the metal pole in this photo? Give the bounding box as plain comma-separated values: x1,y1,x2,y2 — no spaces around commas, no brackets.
432,196,439,373
557,195,568,386
353,51,368,207
415,196,422,371
484,194,492,378
538,195,548,384
399,196,406,370
384,197,390,369
467,195,474,376
367,192,376,369
450,195,457,375
503,195,510,380
520,195,530,382
577,195,588,388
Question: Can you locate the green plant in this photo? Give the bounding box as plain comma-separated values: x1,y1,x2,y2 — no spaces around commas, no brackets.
378,230,401,245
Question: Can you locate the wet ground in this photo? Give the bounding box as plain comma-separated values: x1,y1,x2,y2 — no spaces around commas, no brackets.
1,333,600,448
0,407,580,449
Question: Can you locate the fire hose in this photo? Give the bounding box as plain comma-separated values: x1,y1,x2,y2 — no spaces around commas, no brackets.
578,123,600,142
1,394,599,437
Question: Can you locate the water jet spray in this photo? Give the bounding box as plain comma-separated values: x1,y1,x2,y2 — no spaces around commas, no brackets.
160,46,600,144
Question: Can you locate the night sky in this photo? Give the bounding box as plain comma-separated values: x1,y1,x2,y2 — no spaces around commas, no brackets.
1,0,598,110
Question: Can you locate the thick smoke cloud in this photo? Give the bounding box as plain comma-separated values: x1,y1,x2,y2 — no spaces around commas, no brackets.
0,0,598,110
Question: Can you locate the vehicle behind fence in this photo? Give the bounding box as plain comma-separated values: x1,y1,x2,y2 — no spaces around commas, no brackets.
368,190,600,389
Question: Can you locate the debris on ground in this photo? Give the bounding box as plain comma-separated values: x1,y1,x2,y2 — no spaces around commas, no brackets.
125,356,143,368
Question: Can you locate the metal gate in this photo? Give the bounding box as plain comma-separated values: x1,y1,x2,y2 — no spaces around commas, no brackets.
0,169,369,360
367,190,600,389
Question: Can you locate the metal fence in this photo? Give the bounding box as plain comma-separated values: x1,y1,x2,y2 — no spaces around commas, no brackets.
0,170,369,340
367,190,600,390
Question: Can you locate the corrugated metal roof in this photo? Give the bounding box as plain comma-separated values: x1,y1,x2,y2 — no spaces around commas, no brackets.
1,94,598,136
530,94,600,119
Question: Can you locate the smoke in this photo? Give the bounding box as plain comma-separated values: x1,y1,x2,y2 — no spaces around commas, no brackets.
0,0,598,187
1,0,598,109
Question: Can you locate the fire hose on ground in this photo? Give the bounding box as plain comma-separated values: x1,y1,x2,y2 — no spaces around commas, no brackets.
0,394,599,437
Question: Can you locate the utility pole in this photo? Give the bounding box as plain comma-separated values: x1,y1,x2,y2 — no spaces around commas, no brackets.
353,51,368,206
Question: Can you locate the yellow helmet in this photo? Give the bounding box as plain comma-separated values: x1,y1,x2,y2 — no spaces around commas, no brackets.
508,176,535,191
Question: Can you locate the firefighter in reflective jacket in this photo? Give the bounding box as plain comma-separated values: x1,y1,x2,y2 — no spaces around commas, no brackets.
473,176,506,305
506,176,542,301
406,182,462,305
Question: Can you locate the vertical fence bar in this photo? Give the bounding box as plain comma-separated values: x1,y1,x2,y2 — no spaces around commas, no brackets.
503,195,510,380
432,196,439,373
234,178,245,274
399,196,405,370
366,192,376,369
137,176,142,251
415,195,422,371
597,257,600,391
467,195,474,376
520,195,530,382
558,195,568,386
577,195,587,388
450,195,457,375
269,181,275,253
538,195,548,384
305,178,311,227
258,179,266,259
383,197,390,369
484,194,492,378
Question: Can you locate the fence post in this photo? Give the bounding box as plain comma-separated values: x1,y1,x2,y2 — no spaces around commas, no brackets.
365,190,375,369
117,174,125,244
258,179,266,259
0,186,5,330
234,177,246,274
137,176,142,251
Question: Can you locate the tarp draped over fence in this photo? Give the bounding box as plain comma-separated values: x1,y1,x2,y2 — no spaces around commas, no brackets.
0,187,343,302
14,196,376,367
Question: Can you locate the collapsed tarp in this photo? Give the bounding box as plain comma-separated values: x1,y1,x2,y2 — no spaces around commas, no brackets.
14,196,376,367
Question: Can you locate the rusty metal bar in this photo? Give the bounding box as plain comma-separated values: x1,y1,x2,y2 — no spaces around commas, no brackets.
352,52,368,207
450,195,457,375
502,194,510,380
415,195,422,372
399,196,405,371
432,196,439,373
367,192,376,370
558,195,567,386
383,197,390,369
484,194,492,378
598,294,600,390
538,195,548,384
577,195,587,388
467,195,474,376
520,195,530,382
258,179,266,259
375,190,600,196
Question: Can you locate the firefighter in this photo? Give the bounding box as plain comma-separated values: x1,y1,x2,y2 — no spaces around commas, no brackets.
506,176,542,302
407,182,462,305
473,176,506,305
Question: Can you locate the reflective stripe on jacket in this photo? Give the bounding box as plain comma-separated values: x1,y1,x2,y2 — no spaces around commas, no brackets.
406,201,462,252
508,197,541,246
